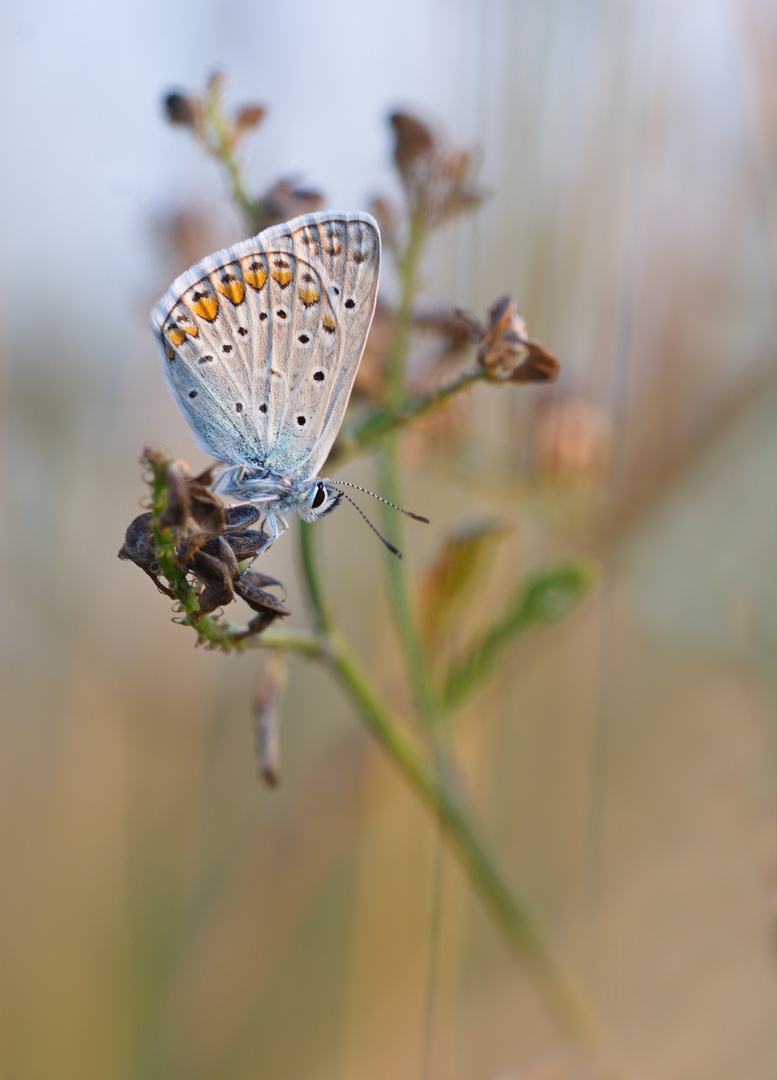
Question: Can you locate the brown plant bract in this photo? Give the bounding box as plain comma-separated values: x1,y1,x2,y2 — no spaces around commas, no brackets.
119,451,289,628
390,110,484,228
463,295,561,383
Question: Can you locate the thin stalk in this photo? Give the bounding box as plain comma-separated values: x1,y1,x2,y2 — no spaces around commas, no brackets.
202,88,258,231
375,207,442,728
297,521,333,633
250,626,324,657
219,151,259,232
377,445,440,727
324,632,600,1047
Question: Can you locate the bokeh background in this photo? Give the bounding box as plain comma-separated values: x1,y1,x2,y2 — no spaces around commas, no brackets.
2,1,776,1077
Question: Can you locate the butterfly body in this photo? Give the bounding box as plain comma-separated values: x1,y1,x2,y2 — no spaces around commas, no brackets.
150,210,380,543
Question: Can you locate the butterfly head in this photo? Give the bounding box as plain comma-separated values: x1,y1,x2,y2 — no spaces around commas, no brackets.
298,479,342,523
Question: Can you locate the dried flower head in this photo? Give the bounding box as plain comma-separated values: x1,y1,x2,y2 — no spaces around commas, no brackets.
118,450,289,639
164,75,267,162
164,91,204,133
463,296,560,383
257,178,324,228
389,110,484,228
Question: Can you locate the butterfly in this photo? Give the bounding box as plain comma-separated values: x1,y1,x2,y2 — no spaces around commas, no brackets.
150,210,382,551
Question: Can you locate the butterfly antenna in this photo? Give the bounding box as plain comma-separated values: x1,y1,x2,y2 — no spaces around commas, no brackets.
332,480,430,523
331,489,403,558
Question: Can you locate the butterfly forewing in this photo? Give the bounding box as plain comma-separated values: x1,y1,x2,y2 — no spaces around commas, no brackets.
150,211,380,482
285,215,380,476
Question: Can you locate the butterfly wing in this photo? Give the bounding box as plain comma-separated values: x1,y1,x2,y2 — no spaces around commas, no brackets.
150,211,380,480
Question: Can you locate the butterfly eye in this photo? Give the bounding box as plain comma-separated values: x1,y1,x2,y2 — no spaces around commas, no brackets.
311,483,327,510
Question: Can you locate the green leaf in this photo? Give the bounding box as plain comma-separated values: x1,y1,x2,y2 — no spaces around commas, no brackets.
443,560,596,709
419,519,511,655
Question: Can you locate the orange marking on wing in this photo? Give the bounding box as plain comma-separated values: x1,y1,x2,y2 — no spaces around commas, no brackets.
271,268,293,288
244,262,268,290
298,284,320,306
216,278,245,305
188,292,219,321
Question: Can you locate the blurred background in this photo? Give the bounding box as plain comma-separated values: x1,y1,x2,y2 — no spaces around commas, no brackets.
1,0,776,1077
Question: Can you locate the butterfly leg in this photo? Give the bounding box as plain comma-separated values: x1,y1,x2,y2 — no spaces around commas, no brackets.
262,509,291,546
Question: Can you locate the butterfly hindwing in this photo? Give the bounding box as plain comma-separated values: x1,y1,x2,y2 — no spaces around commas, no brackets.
150,211,380,481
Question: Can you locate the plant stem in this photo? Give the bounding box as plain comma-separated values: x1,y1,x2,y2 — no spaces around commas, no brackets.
297,521,333,633
377,445,440,727
324,631,600,1046
250,626,324,657
201,83,259,234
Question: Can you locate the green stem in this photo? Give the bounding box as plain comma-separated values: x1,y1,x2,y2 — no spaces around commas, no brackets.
297,521,333,633
248,626,324,657
243,601,600,1042
218,151,259,232
201,85,258,233
377,445,440,727
324,633,600,1046
374,207,443,728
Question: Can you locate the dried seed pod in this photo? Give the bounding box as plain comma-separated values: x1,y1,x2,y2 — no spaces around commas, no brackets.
475,296,559,383
233,103,267,137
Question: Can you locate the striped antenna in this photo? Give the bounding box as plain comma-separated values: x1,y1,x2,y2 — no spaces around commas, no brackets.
332,489,403,558
332,479,430,523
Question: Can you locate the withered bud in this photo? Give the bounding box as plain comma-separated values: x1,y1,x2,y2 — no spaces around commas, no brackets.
121,451,287,635
233,103,267,136
224,504,262,530
190,546,237,615
471,297,560,384
154,456,227,561
390,111,436,176
253,653,288,787
118,512,173,595
512,340,562,384
164,92,202,130
388,109,484,228
259,178,324,228
235,571,290,617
